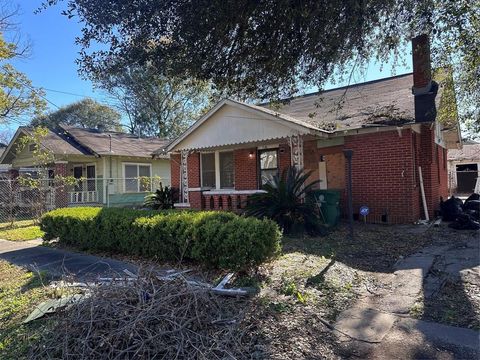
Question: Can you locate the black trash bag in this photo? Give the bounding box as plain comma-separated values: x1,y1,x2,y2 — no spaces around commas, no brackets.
464,197,480,221
465,209,480,221
464,200,480,211
465,193,480,203
449,214,480,230
440,196,464,221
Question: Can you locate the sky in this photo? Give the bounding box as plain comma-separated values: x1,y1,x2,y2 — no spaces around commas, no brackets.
1,1,412,138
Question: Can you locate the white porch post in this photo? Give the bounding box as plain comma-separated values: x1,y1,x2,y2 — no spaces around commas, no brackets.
289,133,304,170
180,150,190,203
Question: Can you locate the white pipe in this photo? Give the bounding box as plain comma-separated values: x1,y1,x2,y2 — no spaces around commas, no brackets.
418,166,429,221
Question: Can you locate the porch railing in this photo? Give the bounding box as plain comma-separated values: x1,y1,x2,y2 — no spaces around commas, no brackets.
69,190,98,204
67,177,170,205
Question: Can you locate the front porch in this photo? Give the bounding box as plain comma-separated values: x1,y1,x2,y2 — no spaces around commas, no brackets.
166,99,335,210
172,135,318,210
4,163,167,210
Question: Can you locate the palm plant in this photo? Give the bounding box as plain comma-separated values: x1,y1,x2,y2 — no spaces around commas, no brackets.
246,166,322,234
143,183,178,210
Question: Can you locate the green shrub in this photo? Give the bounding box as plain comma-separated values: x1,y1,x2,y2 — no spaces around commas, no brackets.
40,207,281,271
246,166,324,235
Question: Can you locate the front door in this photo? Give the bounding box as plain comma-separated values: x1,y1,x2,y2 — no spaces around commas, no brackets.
86,164,96,191
73,165,84,202
73,166,83,190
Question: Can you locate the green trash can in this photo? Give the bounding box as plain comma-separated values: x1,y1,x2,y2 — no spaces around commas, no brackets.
311,189,341,227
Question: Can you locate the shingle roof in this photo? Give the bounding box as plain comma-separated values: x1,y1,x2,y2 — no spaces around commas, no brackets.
448,143,480,162
62,126,170,158
23,127,93,156
260,73,416,131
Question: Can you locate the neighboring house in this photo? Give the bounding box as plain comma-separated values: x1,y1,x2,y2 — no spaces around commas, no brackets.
447,141,480,195
0,125,170,208
164,35,461,224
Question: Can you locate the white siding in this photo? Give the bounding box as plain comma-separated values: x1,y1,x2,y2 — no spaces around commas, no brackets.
175,104,307,150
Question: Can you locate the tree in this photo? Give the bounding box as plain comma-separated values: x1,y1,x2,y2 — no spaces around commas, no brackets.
31,98,122,131
97,65,215,138
0,3,46,123
42,1,479,134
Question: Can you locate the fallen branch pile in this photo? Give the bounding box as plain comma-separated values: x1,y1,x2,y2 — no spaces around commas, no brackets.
30,271,251,359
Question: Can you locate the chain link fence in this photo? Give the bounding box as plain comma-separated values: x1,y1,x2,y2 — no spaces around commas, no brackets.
0,177,170,225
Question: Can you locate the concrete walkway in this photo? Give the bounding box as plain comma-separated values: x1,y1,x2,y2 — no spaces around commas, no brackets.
333,232,480,358
0,239,137,280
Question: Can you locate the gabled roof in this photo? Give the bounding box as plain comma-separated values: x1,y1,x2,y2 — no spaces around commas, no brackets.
61,126,170,158
166,74,428,152
0,125,170,164
165,98,329,152
0,127,93,164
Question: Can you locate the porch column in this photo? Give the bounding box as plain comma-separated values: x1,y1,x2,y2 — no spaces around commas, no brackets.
180,150,189,204
54,161,69,208
289,133,304,170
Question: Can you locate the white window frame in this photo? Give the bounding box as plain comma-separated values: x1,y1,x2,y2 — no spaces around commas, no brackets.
122,162,152,193
200,150,235,190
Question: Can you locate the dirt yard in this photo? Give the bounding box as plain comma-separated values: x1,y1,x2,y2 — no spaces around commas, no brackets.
1,222,478,359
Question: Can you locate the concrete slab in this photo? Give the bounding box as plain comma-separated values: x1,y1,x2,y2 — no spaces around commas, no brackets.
0,239,42,254
396,318,480,353
376,295,418,314
334,307,397,343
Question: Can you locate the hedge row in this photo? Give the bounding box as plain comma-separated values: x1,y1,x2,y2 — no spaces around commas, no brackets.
40,207,282,270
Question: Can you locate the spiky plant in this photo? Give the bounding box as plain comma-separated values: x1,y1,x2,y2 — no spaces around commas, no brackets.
246,166,322,234
143,183,177,210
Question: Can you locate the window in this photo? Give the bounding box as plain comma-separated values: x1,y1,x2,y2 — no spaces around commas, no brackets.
28,144,36,152
200,151,235,189
259,149,278,186
219,151,234,188
201,153,215,188
124,164,151,192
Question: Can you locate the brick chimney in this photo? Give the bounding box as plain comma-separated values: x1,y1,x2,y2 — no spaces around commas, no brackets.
412,34,432,94
412,34,438,122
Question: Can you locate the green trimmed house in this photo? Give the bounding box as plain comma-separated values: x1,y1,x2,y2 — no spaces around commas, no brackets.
0,125,170,208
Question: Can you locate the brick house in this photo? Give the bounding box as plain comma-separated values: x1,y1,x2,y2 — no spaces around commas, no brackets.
164,35,461,223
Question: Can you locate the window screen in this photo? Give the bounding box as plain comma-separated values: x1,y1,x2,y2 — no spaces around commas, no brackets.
139,165,151,191
201,153,215,188
124,165,138,192
259,149,278,186
219,151,234,188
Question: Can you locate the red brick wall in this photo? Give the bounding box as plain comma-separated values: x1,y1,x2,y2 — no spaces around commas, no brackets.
187,152,200,188
234,148,257,190
417,124,448,217
54,162,68,208
344,129,419,223
171,153,181,191
303,140,320,186
278,142,291,175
